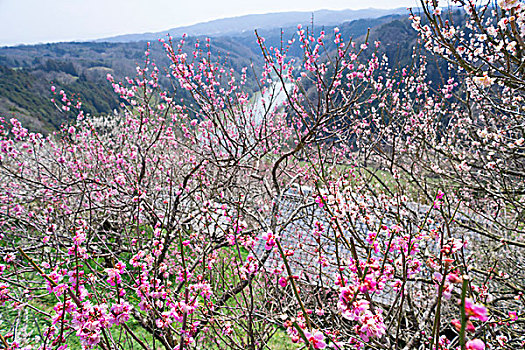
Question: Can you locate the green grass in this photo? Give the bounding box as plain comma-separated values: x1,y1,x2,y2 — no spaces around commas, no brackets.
1,240,300,350
266,329,302,350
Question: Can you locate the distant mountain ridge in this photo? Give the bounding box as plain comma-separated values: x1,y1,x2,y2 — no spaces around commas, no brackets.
98,8,408,42
0,10,423,134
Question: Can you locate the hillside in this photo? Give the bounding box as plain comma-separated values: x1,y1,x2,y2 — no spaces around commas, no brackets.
0,37,262,132
98,8,407,42
2,2,524,350
0,12,422,133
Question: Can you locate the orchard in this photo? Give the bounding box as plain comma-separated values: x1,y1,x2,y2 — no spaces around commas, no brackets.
0,1,524,349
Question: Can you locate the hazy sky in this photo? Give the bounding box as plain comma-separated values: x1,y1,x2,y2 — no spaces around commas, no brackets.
0,0,418,46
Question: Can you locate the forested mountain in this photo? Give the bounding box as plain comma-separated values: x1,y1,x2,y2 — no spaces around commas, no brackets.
0,38,262,132
0,11,444,134
98,8,407,42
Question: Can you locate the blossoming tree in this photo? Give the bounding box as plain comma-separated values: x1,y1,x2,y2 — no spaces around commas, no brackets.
1,1,525,350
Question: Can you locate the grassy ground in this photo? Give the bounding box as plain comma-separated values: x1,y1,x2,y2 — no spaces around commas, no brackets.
266,330,302,350
0,244,299,350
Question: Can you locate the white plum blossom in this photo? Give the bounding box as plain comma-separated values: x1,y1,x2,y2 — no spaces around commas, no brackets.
473,74,496,88
498,0,521,10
